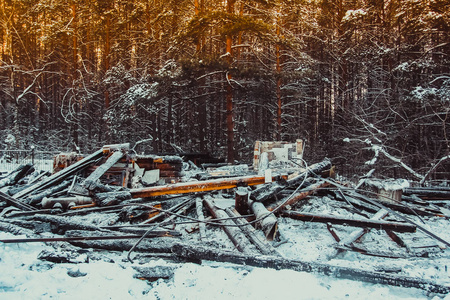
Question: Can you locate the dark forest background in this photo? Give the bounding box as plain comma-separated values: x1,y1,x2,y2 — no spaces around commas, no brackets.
0,0,449,180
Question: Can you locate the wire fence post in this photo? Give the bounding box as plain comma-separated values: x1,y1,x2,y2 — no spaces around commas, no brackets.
31,146,35,165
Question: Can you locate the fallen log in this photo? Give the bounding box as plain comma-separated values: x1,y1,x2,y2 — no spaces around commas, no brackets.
129,174,287,199
170,243,450,294
203,196,258,254
24,214,109,234
0,232,178,244
281,210,416,232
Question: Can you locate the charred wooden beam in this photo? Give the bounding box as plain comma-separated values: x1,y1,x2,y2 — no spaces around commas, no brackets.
281,210,416,232
170,243,450,294
13,148,104,199
129,174,286,199
339,209,389,247
250,158,332,203
403,188,450,200
0,191,36,211
0,232,177,244
203,196,258,254
267,180,329,211
324,178,450,247
82,150,126,190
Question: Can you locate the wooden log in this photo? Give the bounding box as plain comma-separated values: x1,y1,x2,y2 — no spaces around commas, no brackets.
13,148,104,199
24,214,108,233
250,158,332,203
129,174,287,199
0,190,36,211
249,200,278,240
26,180,72,205
225,207,279,256
170,243,450,295
281,210,416,233
267,180,329,211
94,191,132,206
235,186,249,215
4,208,55,218
0,232,177,244
403,188,450,200
0,163,34,188
203,196,258,254
195,197,206,240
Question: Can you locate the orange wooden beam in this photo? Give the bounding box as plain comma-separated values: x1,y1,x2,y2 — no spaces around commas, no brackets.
130,174,286,198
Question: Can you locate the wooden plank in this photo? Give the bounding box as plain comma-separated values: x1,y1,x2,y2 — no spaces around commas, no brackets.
13,149,104,199
281,210,416,232
129,174,287,198
82,150,125,190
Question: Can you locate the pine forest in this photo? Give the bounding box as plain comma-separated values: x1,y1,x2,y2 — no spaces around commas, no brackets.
0,0,449,178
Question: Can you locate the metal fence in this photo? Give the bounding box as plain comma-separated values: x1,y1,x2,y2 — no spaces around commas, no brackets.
0,149,61,173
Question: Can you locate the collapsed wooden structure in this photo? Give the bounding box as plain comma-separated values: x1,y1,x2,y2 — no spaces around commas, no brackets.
0,143,449,295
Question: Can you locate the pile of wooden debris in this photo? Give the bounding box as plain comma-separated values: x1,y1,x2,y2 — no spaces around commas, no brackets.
0,143,449,295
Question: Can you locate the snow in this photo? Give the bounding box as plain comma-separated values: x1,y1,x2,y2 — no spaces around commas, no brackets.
0,230,440,300
342,9,367,23
1,165,449,299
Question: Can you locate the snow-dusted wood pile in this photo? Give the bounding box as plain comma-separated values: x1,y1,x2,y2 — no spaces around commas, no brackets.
0,143,449,296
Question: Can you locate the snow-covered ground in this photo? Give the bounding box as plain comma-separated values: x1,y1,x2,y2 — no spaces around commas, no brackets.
0,163,449,299
0,231,437,300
